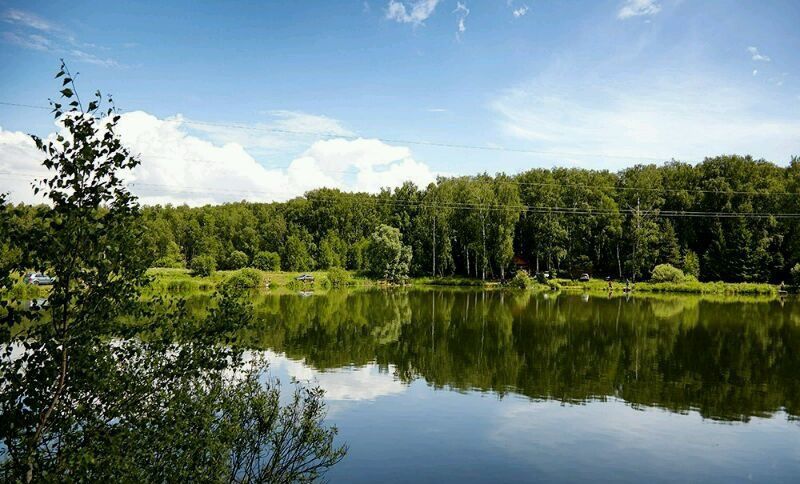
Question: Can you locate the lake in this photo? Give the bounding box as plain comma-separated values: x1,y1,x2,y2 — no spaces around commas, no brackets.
215,289,800,483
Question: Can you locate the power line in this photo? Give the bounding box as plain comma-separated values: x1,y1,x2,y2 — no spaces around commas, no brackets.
5,172,799,219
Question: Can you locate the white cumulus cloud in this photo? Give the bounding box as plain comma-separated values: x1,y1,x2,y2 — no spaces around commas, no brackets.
747,46,771,62
512,5,529,18
386,0,440,25
0,111,437,206
617,0,661,20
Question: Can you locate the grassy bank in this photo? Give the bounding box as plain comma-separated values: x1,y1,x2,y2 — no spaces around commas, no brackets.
146,268,376,294
557,278,779,295
144,268,787,297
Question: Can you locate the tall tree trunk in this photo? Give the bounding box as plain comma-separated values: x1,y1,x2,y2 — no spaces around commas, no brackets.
481,221,486,281
432,214,436,277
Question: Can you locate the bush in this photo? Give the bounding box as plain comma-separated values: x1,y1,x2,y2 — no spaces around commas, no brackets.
791,263,800,286
508,270,533,289
252,251,281,271
327,267,350,288
227,250,249,270
190,255,216,277
650,264,685,283
153,256,185,269
222,268,264,290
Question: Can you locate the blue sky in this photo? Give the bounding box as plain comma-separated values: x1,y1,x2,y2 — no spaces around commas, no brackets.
1,0,799,204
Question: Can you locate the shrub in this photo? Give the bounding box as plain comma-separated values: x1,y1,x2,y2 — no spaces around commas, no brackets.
227,250,249,270
535,272,547,284
222,268,264,290
327,267,350,288
650,263,685,283
153,256,185,269
252,251,281,271
190,255,216,277
508,270,533,289
791,263,800,286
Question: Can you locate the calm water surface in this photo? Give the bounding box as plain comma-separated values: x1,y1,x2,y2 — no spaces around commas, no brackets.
228,289,800,483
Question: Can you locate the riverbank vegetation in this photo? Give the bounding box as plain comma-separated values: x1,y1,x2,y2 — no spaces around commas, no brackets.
8,155,797,286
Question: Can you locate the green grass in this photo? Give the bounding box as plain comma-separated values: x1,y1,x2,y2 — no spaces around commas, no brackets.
556,278,777,295
145,267,784,296
146,268,376,293
410,276,490,287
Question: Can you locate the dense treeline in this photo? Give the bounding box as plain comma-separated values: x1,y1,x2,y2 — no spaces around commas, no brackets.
5,155,799,282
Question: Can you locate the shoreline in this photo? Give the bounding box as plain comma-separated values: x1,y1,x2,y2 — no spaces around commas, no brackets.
141,268,793,297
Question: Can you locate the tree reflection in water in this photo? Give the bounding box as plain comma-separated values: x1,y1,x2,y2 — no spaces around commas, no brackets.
0,290,345,482
232,289,800,422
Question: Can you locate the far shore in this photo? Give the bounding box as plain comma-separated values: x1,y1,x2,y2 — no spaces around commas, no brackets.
144,268,791,297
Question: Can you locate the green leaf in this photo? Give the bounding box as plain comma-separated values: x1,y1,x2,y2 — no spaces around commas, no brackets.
61,88,74,98
63,77,72,86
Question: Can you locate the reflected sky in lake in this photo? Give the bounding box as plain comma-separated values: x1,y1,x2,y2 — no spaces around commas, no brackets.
236,290,800,482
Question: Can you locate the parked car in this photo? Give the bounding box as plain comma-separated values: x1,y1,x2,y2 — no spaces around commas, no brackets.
579,273,591,282
25,272,55,285
542,271,551,279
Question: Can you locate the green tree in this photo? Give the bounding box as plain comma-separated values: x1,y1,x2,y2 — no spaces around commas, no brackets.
0,63,344,482
791,263,800,286
366,224,412,283
252,250,281,271
318,233,347,269
683,250,701,279
190,254,217,277
283,234,314,271
227,250,249,270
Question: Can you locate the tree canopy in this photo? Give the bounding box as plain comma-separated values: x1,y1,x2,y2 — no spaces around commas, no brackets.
17,155,793,283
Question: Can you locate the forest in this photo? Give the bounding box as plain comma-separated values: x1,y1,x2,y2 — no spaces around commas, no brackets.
5,155,800,283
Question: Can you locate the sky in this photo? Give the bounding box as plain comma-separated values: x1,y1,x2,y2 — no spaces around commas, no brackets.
1,0,799,205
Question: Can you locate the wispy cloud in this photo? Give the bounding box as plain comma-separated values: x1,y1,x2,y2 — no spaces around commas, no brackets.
427,108,447,112
385,0,440,25
69,49,119,68
753,69,758,76
491,74,800,167
512,5,529,18
3,31,52,51
3,9,54,32
617,0,661,20
453,2,469,39
2,8,122,67
184,110,355,156
747,46,770,62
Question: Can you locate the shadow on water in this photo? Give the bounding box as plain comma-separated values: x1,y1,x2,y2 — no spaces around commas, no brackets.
208,289,800,422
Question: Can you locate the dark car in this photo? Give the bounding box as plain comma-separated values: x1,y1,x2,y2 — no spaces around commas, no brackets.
579,273,591,282
25,272,55,285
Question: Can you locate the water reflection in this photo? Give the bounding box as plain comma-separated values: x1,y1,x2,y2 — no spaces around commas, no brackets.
210,290,800,422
